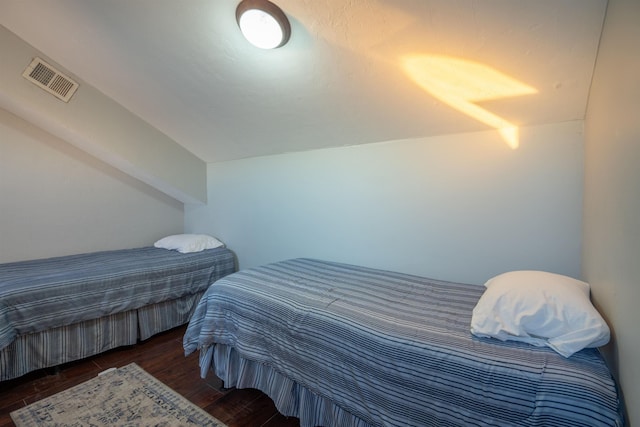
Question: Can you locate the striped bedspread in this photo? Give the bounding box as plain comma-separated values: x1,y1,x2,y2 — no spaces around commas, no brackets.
184,258,624,427
0,246,235,351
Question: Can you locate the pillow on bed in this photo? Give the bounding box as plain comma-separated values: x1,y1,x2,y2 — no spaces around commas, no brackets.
470,270,610,357
154,234,224,253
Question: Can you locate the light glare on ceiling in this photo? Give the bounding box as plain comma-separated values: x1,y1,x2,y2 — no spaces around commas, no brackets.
236,0,291,49
403,55,538,149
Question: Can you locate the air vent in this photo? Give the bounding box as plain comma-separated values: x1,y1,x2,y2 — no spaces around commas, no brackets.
22,57,79,102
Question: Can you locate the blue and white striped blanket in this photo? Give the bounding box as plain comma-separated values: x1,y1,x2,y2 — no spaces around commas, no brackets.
0,246,235,351
184,258,624,427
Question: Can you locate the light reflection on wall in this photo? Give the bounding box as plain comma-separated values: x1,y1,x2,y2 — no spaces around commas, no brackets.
402,55,537,149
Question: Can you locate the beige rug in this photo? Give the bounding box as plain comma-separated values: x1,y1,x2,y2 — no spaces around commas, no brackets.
11,363,227,427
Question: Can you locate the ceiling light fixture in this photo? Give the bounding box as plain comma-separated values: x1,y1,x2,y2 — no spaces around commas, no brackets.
236,0,291,49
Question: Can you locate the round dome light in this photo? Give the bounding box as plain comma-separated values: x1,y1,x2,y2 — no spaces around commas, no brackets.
236,0,291,49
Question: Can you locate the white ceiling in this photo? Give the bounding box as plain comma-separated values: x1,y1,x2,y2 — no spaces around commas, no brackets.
0,0,607,163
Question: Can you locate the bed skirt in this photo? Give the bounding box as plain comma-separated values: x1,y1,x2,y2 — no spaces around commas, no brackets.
200,343,374,427
1,292,203,382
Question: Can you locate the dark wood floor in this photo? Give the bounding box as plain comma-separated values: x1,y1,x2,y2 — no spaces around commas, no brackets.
0,326,301,427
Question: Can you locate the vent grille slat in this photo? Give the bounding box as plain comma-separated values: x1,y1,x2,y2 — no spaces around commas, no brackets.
22,58,79,102
50,75,75,97
29,63,56,86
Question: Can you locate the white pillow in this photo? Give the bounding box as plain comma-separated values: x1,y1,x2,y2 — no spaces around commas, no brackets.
470,270,610,357
154,234,224,253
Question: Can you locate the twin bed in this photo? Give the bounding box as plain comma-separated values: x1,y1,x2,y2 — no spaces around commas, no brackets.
0,244,235,381
184,258,625,427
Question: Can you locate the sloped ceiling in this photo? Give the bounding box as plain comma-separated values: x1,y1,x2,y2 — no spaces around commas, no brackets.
0,0,607,163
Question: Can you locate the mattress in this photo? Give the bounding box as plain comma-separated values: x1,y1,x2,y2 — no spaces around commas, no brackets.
184,258,624,427
0,246,235,351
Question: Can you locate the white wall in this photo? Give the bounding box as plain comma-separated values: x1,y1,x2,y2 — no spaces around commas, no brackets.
583,0,640,423
0,25,207,204
187,121,584,285
0,107,184,263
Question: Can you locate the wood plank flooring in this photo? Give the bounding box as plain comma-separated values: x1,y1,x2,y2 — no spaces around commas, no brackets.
0,326,301,427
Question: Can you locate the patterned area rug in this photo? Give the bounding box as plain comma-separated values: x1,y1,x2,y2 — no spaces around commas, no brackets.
10,363,227,427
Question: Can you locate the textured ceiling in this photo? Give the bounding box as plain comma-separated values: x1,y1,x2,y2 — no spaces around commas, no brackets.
0,0,607,162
